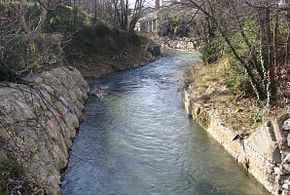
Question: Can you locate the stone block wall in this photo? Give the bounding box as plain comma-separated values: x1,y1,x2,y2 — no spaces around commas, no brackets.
183,89,290,195
0,67,89,194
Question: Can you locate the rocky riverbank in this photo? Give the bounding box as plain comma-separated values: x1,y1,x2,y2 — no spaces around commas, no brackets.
0,46,162,194
183,87,290,195
0,67,89,194
74,45,161,79
154,36,199,52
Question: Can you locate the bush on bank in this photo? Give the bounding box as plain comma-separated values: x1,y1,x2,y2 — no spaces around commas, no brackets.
0,3,149,81
187,17,289,132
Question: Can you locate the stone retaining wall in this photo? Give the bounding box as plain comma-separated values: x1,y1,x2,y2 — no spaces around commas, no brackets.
157,36,199,51
0,66,89,194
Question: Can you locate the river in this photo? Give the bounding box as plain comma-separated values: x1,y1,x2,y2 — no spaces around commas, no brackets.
61,51,267,195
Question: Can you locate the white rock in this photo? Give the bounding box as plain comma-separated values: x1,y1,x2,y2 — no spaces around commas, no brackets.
283,118,290,131
281,189,290,195
283,183,290,190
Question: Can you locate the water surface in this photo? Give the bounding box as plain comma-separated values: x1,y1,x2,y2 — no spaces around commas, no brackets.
62,52,267,195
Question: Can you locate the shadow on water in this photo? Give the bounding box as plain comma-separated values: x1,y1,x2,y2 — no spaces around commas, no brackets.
61,51,268,195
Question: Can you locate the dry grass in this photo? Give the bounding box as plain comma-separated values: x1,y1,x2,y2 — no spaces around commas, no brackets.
72,47,156,78
185,57,290,133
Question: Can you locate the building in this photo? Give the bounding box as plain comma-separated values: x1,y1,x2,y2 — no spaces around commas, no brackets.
135,0,194,33
136,10,158,32
159,0,182,7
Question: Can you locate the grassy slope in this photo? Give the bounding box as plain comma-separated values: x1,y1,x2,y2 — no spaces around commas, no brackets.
184,17,289,133
44,5,158,78
65,25,157,78
184,57,289,133
0,4,158,80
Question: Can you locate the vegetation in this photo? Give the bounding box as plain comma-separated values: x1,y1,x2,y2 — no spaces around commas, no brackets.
0,159,26,194
183,1,289,129
185,57,288,132
195,108,211,129
186,0,290,109
0,1,154,193
158,11,192,37
0,0,150,81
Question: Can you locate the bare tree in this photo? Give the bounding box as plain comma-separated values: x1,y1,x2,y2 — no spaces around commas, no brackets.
20,0,48,35
112,0,144,31
128,0,144,31
180,0,289,108
285,0,290,68
0,0,62,80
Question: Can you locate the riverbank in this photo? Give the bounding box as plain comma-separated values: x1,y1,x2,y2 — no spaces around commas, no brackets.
0,3,161,194
182,62,290,194
140,34,199,52
0,50,161,194
65,28,161,79
0,42,162,194
61,51,268,194
156,36,198,52
0,67,89,194
74,45,161,79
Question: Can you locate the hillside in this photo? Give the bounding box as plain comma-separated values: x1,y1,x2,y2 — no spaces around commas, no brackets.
0,3,159,81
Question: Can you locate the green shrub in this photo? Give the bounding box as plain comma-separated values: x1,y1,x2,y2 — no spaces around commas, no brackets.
0,159,24,177
249,112,263,126
0,3,147,80
200,35,223,64
0,158,25,194
158,12,191,37
0,34,63,81
226,71,245,95
45,5,91,34
195,109,211,129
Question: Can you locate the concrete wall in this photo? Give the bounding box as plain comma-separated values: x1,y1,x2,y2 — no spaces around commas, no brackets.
183,89,290,195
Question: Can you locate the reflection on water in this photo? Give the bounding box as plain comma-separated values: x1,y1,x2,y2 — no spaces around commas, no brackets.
61,51,267,195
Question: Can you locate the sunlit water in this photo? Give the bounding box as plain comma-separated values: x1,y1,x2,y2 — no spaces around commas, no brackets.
61,51,268,195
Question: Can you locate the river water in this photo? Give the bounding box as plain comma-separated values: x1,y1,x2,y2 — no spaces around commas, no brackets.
61,51,267,195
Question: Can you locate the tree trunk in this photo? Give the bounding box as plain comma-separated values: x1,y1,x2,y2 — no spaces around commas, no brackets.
20,0,31,34
269,5,279,106
20,0,48,36
128,0,144,31
285,0,290,68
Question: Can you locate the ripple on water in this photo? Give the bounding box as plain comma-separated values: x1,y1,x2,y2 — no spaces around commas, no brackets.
61,52,268,195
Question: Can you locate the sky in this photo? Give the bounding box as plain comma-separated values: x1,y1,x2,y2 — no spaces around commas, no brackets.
128,0,155,8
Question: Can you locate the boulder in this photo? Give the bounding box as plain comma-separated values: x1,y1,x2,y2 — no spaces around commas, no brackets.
280,155,290,175
247,121,282,163
282,190,290,195
147,46,161,57
283,118,290,131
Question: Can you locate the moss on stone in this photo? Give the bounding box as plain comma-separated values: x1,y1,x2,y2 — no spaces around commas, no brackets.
0,158,24,178
193,105,211,129
281,113,290,121
0,158,26,194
